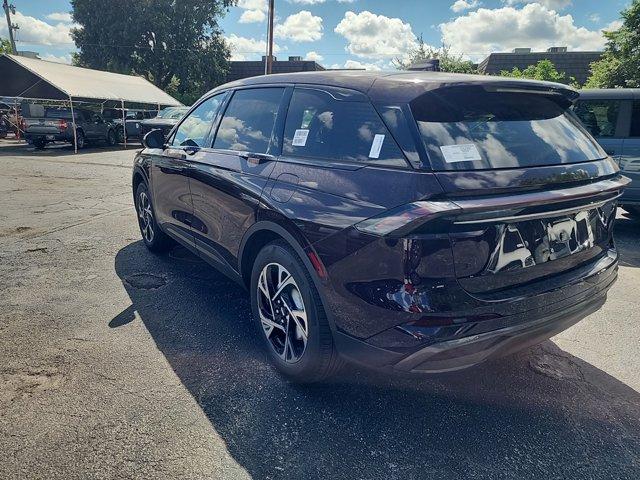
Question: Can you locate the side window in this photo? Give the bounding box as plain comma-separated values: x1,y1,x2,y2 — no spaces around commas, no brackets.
283,88,407,167
573,100,620,137
213,88,284,153
631,101,640,138
172,94,225,147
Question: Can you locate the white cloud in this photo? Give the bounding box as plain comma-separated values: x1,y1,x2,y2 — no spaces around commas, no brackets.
440,4,609,60
225,34,280,61
275,11,323,42
344,59,382,70
45,12,73,23
503,0,572,11
588,13,601,23
0,11,73,46
237,0,268,11
334,11,417,59
305,51,324,61
239,9,266,23
451,0,481,13
289,0,326,4
41,53,72,64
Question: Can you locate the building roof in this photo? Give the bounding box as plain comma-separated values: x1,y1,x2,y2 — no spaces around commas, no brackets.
225,58,325,84
578,88,640,100
478,50,603,85
0,54,182,107
211,70,577,103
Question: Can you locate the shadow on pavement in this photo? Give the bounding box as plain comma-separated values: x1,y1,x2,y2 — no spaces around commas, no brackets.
616,210,640,268
0,140,141,157
113,240,640,479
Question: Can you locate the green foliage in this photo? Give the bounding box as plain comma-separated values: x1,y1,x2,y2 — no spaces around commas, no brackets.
394,36,477,74
71,0,235,104
0,37,12,55
585,0,640,88
499,59,575,85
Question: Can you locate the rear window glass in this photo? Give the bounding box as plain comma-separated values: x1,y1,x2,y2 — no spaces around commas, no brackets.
412,86,605,171
45,109,73,120
283,88,407,167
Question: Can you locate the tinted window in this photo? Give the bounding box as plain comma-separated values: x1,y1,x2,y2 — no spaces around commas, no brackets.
574,100,621,137
631,101,640,138
213,88,284,153
283,88,407,166
172,94,224,147
413,87,605,171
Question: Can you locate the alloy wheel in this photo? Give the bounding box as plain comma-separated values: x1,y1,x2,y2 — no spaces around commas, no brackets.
257,263,308,363
137,191,155,243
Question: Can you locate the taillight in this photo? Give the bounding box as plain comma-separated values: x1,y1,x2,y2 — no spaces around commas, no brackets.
20,119,26,131
354,201,461,237
59,119,68,130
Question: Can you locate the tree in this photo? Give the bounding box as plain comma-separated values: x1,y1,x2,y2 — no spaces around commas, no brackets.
0,37,11,55
585,0,640,88
394,36,476,74
71,0,234,104
499,59,576,86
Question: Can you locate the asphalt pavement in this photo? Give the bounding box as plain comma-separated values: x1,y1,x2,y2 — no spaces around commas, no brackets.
0,141,639,479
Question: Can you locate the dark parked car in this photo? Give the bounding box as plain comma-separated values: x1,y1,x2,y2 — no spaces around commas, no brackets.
23,107,118,149
103,108,156,142
132,71,626,382
139,106,189,140
574,89,640,217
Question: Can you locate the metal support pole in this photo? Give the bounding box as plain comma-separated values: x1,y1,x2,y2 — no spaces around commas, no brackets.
69,96,78,154
121,99,127,149
13,97,19,140
266,0,274,75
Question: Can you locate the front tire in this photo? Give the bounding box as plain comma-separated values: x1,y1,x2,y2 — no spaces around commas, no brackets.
135,182,173,252
250,240,341,382
73,130,85,149
107,129,117,146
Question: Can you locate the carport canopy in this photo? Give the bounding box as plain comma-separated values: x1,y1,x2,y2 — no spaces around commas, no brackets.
0,54,182,108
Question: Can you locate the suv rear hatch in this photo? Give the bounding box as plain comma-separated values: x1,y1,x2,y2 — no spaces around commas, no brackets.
409,83,627,296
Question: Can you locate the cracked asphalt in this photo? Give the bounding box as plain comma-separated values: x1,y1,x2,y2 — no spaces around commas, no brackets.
0,141,639,480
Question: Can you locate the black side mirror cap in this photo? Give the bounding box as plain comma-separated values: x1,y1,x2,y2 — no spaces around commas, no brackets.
143,129,165,149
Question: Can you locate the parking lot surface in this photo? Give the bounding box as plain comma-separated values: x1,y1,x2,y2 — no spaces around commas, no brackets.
1,142,639,480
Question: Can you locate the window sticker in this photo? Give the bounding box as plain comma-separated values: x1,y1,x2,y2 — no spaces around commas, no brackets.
440,144,482,163
292,129,310,147
369,134,385,159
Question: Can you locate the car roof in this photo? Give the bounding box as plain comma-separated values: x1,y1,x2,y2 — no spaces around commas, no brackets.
578,88,640,100
208,70,578,103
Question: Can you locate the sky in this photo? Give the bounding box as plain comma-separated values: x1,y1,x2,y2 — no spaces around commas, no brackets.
0,0,630,69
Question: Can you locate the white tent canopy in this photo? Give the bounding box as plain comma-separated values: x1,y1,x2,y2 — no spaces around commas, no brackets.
0,54,182,107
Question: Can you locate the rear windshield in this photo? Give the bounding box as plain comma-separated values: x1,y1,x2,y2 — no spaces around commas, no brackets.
411,86,606,171
45,109,73,119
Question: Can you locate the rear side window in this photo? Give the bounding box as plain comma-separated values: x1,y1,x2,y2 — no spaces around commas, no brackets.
412,86,605,171
213,88,284,153
574,100,621,137
283,88,407,167
631,101,640,138
172,94,225,148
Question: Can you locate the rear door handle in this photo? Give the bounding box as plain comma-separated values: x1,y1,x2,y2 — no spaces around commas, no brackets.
240,152,276,165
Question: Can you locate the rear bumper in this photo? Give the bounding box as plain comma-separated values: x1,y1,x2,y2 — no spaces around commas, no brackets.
333,252,617,374
25,132,71,143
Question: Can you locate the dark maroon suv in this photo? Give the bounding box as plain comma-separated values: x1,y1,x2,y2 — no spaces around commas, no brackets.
132,71,627,382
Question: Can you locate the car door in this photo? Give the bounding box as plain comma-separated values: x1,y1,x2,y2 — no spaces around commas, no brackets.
150,95,224,248
621,99,640,205
188,86,287,271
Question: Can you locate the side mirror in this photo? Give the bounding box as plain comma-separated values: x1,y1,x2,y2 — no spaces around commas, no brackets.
143,129,165,149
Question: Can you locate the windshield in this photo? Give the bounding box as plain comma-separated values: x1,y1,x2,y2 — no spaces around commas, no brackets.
411,86,606,171
157,107,188,120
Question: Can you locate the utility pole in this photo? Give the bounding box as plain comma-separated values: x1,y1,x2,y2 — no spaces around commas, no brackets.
2,0,18,54
265,0,274,75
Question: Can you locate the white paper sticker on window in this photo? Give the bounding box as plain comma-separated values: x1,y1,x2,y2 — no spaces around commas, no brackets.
440,144,482,163
292,129,309,147
369,134,385,159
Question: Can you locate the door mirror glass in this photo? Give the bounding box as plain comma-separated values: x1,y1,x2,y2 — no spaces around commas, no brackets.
143,129,165,149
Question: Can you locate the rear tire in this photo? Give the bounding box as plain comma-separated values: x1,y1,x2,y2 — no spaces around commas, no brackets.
107,129,117,146
135,182,173,253
73,130,85,149
33,139,46,150
250,240,342,383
